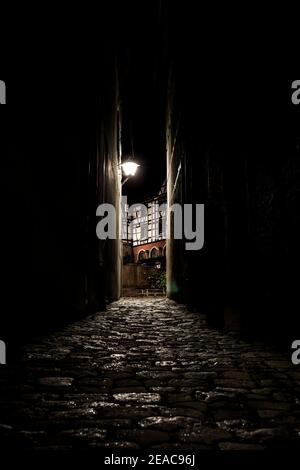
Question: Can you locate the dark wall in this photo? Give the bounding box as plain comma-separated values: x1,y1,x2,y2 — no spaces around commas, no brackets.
0,51,122,342
164,7,300,344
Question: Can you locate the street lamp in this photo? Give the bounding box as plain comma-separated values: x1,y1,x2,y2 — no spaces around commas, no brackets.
121,160,140,186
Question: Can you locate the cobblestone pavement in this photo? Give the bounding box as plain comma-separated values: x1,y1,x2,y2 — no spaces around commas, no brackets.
1,297,300,451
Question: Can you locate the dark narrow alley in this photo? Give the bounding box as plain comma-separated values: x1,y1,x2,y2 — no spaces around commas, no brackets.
1,1,300,464
1,298,299,451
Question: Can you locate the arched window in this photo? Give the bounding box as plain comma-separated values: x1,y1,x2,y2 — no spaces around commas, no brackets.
151,247,159,258
138,250,146,262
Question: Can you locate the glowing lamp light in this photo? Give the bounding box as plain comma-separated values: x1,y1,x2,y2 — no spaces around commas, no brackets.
121,161,140,177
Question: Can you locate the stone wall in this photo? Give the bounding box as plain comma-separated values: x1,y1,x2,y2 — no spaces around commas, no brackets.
1,44,122,340
122,264,160,296
163,3,300,341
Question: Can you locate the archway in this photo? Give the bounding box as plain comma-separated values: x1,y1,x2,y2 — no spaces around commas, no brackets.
150,247,159,258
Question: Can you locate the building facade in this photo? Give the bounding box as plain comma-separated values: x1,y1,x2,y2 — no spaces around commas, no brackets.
122,184,167,267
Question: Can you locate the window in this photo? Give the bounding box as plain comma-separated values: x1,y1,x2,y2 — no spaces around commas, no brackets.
138,250,146,261
151,247,159,258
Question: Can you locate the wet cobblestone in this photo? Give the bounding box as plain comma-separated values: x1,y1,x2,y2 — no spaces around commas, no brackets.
0,297,300,450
